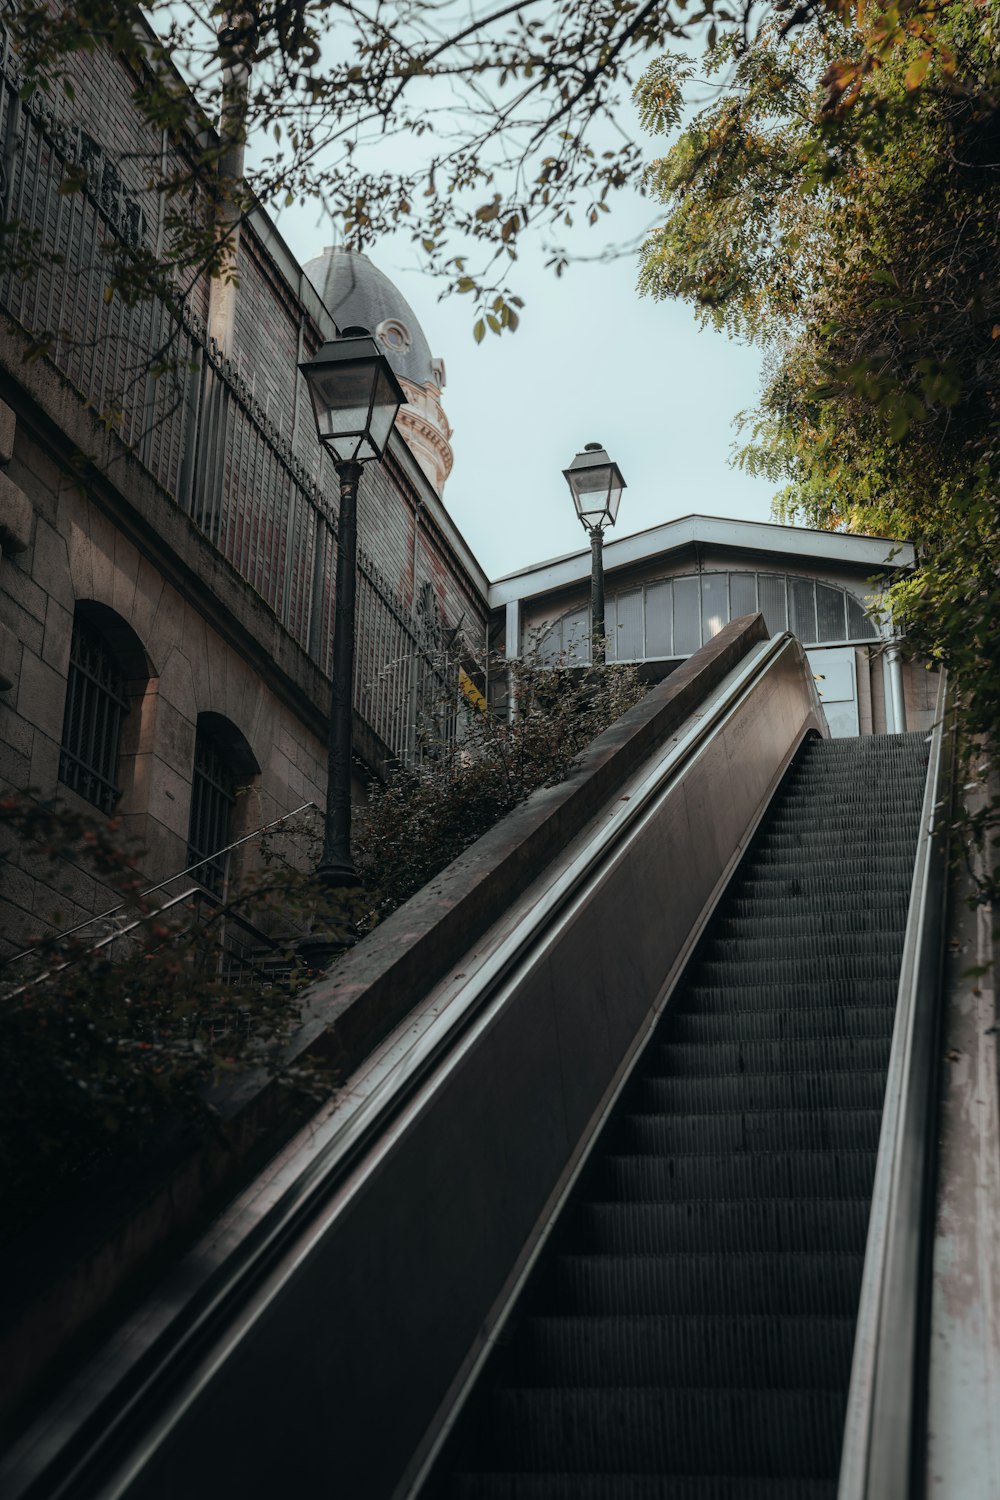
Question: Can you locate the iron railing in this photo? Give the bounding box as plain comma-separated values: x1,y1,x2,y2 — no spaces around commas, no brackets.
3,800,319,969
0,26,460,767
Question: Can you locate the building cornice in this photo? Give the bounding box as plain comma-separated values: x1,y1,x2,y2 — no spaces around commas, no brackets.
487,514,916,609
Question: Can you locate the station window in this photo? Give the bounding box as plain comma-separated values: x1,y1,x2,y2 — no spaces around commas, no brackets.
186,714,259,896
537,571,879,664
59,609,134,813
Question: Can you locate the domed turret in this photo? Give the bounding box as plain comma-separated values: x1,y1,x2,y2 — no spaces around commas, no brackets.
303,246,454,495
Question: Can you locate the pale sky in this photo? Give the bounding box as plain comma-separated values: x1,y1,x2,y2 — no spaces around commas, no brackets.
263,107,779,581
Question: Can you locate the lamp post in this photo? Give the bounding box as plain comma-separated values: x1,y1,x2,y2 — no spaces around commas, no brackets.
563,443,626,665
299,327,407,888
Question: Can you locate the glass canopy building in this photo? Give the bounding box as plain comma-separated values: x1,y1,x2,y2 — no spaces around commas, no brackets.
491,514,934,738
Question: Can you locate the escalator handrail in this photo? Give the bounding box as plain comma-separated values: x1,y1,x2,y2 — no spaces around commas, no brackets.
838,676,953,1500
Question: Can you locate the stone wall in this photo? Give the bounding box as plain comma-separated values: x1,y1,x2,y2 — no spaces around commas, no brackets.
0,394,331,955
0,16,489,957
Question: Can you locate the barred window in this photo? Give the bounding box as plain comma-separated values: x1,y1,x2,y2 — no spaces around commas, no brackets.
187,730,237,896
186,715,259,896
59,615,129,813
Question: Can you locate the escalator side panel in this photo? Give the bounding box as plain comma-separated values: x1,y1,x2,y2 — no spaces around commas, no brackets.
5,639,825,1500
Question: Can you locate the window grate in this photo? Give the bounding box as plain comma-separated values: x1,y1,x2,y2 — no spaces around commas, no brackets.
187,734,236,896
59,619,129,813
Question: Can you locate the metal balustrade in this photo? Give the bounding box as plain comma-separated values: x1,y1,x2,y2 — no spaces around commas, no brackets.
0,28,460,768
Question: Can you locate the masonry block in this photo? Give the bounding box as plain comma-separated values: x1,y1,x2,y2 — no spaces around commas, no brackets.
0,400,14,466
29,730,60,796
0,620,20,692
0,733,30,788
0,472,33,554
0,708,32,758
16,650,66,742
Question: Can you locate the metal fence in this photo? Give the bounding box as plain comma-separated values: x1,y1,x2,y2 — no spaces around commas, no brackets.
0,28,458,767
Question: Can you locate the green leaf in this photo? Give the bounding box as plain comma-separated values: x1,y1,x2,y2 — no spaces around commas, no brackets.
904,54,930,91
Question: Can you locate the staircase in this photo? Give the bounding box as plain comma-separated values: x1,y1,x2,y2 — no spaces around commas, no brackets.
437,732,929,1499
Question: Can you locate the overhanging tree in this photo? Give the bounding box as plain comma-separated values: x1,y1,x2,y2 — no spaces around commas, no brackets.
1,0,711,347
2,0,970,353
637,0,1000,894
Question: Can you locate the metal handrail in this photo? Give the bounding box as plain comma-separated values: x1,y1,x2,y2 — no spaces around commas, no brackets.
3,885,285,1002
4,801,317,968
838,675,954,1499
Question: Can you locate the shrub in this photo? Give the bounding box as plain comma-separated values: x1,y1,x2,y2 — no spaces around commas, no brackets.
0,655,646,1235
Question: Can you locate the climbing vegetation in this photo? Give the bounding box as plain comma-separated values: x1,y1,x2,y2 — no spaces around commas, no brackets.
637,1,1000,894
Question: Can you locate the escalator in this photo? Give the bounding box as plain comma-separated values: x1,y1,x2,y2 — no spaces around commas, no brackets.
0,625,948,1500
432,732,929,1498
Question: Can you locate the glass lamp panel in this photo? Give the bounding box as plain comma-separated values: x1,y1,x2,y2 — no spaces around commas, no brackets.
307,358,378,442
605,480,623,526
570,468,613,526
366,363,404,458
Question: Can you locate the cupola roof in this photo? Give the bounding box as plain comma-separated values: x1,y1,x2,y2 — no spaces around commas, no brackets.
303,246,442,389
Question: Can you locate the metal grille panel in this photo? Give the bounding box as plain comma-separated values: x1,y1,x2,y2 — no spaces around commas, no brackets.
187,735,236,896
58,619,129,813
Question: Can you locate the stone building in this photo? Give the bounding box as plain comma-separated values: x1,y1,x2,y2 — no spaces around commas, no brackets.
0,16,488,956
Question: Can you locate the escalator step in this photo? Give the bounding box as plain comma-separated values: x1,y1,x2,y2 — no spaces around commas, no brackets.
734,860,917,896
617,1108,884,1155
593,1151,877,1202
635,1070,888,1113
509,1313,855,1389
574,1196,872,1254
714,910,906,940
551,1251,865,1316
453,1475,837,1499
664,1006,894,1043
700,933,904,966
485,1386,846,1477
779,786,924,808
756,800,917,821
726,890,907,918
649,1037,891,1076
694,954,902,985
679,982,895,1014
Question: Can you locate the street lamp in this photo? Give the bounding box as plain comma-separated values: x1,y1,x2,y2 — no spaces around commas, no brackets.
563,442,626,664
299,327,407,886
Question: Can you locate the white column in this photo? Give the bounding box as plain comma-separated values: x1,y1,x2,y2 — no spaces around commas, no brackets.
886,642,906,733
505,599,520,722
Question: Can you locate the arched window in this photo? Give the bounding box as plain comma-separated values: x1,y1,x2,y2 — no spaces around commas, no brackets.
58,604,147,813
538,571,880,665
186,714,259,895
